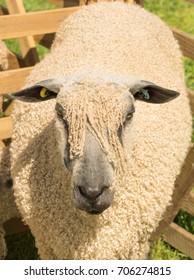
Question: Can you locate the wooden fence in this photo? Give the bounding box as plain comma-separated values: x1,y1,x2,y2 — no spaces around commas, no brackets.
0,0,194,259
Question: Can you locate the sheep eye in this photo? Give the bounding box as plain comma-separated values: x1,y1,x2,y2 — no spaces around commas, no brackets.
40,87,51,98
122,112,134,128
126,113,133,121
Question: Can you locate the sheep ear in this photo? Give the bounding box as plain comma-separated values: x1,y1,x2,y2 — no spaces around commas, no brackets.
9,78,62,103
130,81,180,104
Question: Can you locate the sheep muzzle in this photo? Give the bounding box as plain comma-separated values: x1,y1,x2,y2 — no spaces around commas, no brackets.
73,184,114,214
71,130,115,214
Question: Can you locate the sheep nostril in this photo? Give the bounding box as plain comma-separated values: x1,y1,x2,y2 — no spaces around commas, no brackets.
78,186,107,201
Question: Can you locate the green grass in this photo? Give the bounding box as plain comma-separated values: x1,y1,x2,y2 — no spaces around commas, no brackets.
175,210,194,234
144,0,194,34
23,0,57,12
184,58,194,90
150,239,190,260
1,0,194,260
0,0,57,11
0,113,7,118
144,0,194,91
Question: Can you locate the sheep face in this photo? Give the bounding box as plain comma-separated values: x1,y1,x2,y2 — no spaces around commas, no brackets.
10,74,179,214
54,101,118,214
54,81,136,214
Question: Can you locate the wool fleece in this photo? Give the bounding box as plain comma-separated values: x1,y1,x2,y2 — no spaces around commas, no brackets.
0,40,18,259
10,2,192,259
0,146,19,259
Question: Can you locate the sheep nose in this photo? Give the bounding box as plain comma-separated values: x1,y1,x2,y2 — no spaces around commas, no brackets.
78,185,107,201
73,183,114,213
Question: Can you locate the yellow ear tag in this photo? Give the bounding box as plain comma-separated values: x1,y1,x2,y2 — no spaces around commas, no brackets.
40,87,49,98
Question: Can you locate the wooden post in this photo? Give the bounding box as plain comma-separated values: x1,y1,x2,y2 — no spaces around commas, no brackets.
6,0,39,67
0,116,13,140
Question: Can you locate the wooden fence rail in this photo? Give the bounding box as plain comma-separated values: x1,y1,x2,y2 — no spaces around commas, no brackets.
6,0,39,67
0,7,79,39
0,0,194,259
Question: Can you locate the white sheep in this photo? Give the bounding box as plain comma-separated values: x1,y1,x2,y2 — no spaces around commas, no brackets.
0,146,19,259
10,2,191,259
0,40,19,259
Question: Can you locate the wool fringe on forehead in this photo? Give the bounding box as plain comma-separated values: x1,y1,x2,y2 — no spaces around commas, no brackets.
63,83,128,175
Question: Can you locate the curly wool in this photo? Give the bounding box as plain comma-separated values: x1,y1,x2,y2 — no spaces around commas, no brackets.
0,146,19,259
11,2,192,259
0,40,11,259
58,80,128,173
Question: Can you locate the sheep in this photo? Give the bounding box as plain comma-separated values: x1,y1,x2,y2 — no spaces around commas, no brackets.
0,146,19,259
0,40,19,259
9,2,192,259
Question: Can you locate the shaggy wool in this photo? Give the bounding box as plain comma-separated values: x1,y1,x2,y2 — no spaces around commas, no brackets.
11,2,192,259
0,40,17,259
0,147,19,259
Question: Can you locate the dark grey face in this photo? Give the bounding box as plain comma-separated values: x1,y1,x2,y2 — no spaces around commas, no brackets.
71,131,115,214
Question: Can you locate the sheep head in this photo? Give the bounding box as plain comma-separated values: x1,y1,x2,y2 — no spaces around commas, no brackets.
10,72,179,214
